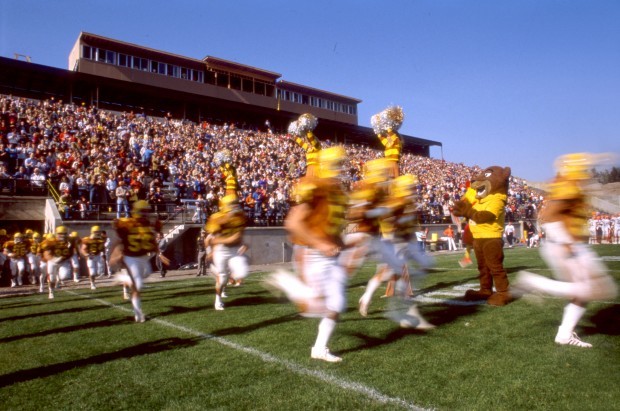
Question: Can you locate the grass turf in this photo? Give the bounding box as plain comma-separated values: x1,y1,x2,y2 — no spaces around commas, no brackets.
0,245,618,410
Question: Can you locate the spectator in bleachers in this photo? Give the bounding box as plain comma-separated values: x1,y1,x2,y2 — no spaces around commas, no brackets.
13,165,28,180
30,167,46,189
24,152,38,174
173,173,187,203
115,180,130,218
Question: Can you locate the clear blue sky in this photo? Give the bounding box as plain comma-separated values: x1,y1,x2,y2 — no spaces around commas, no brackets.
1,0,618,182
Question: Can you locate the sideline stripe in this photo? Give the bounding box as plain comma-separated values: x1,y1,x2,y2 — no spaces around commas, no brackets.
65,290,430,411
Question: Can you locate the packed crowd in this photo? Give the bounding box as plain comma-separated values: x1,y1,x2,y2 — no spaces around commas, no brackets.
0,95,543,224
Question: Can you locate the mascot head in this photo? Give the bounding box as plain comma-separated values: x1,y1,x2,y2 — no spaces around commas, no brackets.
470,166,511,199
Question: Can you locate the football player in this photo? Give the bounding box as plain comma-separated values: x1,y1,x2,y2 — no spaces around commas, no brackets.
516,153,618,347
338,159,404,313
110,200,165,322
4,232,28,287
41,226,75,299
80,226,106,290
28,232,42,286
205,195,248,310
266,146,348,362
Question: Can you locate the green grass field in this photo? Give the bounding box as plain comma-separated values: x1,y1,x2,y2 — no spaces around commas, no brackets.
1,245,619,411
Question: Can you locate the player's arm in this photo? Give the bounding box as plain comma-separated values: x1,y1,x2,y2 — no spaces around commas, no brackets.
79,242,89,258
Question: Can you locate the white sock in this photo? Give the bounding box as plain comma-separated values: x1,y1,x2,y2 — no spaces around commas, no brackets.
314,317,336,349
556,303,586,340
131,295,142,314
362,277,382,303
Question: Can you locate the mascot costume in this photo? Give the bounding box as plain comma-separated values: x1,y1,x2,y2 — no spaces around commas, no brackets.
453,166,512,306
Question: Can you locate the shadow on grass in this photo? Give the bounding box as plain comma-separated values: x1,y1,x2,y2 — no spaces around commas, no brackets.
223,295,279,308
0,317,128,344
344,302,480,330
339,327,430,355
211,312,302,337
0,337,200,388
145,288,213,303
153,293,282,319
584,304,620,336
0,304,108,323
341,305,482,354
423,304,480,327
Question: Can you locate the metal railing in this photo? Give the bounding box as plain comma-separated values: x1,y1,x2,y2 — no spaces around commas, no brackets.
56,200,288,227
0,178,49,196
47,179,60,203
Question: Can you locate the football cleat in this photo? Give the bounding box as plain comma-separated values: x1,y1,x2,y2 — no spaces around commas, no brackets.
214,302,225,311
555,332,592,348
385,310,421,329
134,311,146,323
311,347,342,363
406,305,435,330
358,296,370,317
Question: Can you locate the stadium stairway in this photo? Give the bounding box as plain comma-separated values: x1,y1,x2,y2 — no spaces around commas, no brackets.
163,224,188,243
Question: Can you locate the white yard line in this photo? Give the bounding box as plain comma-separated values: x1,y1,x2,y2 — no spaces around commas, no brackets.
65,290,431,411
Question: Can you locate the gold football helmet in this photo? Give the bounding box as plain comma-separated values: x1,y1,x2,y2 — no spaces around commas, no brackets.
318,146,346,179
392,174,419,198
132,200,150,217
554,153,592,181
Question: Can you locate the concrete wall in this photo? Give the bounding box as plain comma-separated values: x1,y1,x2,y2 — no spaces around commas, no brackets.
164,226,291,268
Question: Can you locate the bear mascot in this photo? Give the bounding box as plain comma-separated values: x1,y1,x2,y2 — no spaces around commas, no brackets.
453,166,513,306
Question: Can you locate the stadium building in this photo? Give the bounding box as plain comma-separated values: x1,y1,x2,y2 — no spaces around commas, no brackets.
0,31,441,155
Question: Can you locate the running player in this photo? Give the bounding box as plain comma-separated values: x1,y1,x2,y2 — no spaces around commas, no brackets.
41,226,75,299
110,200,165,322
516,153,618,347
80,226,106,290
266,146,348,362
3,232,28,287
205,195,248,310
